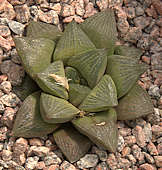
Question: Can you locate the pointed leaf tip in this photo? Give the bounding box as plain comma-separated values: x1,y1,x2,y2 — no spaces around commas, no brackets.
68,49,108,88
53,125,91,163
106,55,148,98
53,21,96,63
116,83,154,120
27,21,62,41
14,37,55,80
36,61,68,100
79,75,118,112
40,93,80,123
72,108,118,152
12,91,59,138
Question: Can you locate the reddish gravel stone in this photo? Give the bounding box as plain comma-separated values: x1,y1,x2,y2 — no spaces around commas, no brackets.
1,107,15,128
60,161,76,170
0,36,12,51
0,75,8,84
147,142,158,156
142,56,151,64
14,4,30,23
145,5,158,19
29,138,44,146
0,0,16,20
84,2,97,18
48,164,60,170
152,0,162,15
140,163,156,170
132,125,146,147
0,25,11,37
154,156,162,167
13,138,28,155
35,161,46,169
122,147,131,157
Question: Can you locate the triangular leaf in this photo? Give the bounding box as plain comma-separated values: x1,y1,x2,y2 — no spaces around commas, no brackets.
13,75,39,101
69,83,91,107
81,9,118,54
53,21,96,63
40,93,80,123
12,92,59,138
68,49,107,88
116,84,154,120
53,124,91,163
114,45,143,60
65,67,80,84
106,55,148,98
79,75,118,112
14,37,55,80
26,21,62,41
72,108,118,152
36,61,68,100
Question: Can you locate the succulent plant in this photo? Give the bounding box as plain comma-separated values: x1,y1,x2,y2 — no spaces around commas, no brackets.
12,9,154,163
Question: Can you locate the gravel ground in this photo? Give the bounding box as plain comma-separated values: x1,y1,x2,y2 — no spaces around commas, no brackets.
0,0,162,169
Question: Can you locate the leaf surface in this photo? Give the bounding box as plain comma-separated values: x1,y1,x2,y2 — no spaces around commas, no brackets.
65,67,80,84
40,93,80,123
14,37,55,79
53,125,91,163
72,108,118,152
68,49,107,88
106,55,148,98
81,9,118,53
116,84,154,120
36,61,68,100
12,92,59,138
13,75,39,101
53,21,96,63
114,45,143,60
69,83,91,107
26,21,62,41
79,75,118,112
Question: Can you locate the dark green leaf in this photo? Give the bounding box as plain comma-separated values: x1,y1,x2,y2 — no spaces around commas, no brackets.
26,21,62,41
72,108,118,152
40,93,80,123
116,84,154,120
68,49,107,88
114,45,143,60
106,55,148,98
12,92,59,138
79,75,118,112
13,75,39,101
53,125,91,163
14,37,55,79
36,61,68,100
65,67,80,84
69,83,91,107
53,21,96,63
81,9,118,54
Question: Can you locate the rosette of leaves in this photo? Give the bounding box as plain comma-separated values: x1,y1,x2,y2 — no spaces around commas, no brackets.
12,9,154,163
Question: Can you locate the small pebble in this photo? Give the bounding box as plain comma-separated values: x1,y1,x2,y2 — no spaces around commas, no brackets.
140,163,156,170
154,156,162,167
43,152,62,166
2,149,12,161
8,20,25,35
13,138,28,155
60,161,76,170
147,141,158,155
77,154,98,169
117,135,125,152
0,81,12,94
92,146,107,161
25,156,39,170
0,25,11,37
143,152,155,164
